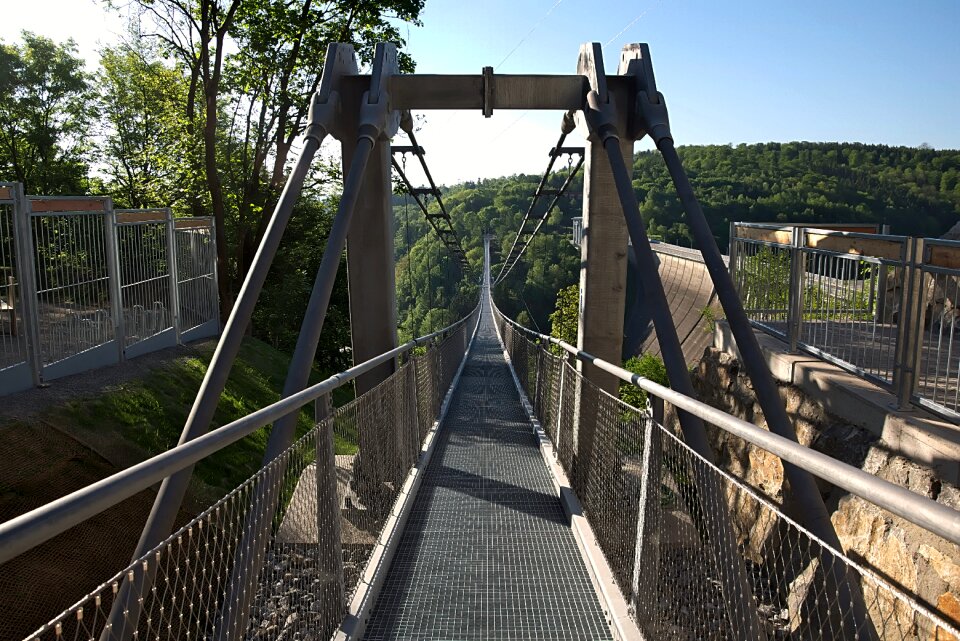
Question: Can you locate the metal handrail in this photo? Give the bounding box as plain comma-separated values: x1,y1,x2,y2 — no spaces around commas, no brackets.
0,306,479,565
492,300,960,546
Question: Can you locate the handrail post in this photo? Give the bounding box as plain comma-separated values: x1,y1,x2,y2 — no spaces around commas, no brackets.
894,237,927,409
787,226,805,352
315,392,345,638
631,394,663,638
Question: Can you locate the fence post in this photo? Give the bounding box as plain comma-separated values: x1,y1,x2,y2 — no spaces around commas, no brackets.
728,221,739,287
554,358,566,454
787,226,806,352
103,201,126,361
11,184,42,386
207,218,222,330
874,224,891,323
894,237,927,409
165,210,182,344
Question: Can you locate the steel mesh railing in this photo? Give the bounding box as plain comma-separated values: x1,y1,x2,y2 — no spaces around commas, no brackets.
494,306,960,641
17,309,477,641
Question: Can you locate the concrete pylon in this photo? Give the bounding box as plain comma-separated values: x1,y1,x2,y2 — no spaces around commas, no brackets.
571,44,632,486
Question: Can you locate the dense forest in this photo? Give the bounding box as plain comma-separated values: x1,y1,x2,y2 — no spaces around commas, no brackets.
2,21,959,366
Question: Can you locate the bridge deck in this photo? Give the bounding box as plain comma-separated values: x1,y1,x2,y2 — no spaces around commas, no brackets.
361,303,612,640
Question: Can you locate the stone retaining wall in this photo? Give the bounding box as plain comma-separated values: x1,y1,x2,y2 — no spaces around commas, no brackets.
680,347,960,637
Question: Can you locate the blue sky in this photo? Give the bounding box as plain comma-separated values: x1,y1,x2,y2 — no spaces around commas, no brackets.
2,0,958,184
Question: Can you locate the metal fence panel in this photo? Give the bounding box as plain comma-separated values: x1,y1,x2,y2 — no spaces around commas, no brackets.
731,223,960,420
0,184,222,396
796,241,906,387
27,197,120,381
174,217,219,341
915,238,960,418
115,210,177,359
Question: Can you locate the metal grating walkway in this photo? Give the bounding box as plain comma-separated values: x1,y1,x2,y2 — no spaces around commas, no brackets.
361,302,613,640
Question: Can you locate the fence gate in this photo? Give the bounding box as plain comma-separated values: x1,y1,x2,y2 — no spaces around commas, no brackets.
115,209,178,359
27,197,121,381
174,217,219,341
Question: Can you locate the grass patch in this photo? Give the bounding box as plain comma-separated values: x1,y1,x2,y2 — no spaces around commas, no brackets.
43,337,355,501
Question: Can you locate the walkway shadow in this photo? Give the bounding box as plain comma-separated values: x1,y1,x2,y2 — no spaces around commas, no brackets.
420,464,567,526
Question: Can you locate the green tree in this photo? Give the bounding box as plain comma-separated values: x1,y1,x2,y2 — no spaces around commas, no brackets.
548,284,579,344
619,354,669,409
96,42,195,209
0,32,91,193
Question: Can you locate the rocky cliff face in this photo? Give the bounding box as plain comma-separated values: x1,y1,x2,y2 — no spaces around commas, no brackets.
683,347,960,639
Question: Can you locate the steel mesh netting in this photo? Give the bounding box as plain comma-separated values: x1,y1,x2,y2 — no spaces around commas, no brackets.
494,310,960,641
21,318,474,641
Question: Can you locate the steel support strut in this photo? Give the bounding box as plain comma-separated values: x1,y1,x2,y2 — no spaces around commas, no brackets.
628,44,878,640
577,43,767,641
99,44,355,641
213,44,398,641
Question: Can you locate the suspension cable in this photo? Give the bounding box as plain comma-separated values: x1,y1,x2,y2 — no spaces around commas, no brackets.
402,155,417,337
494,135,584,285
392,129,471,272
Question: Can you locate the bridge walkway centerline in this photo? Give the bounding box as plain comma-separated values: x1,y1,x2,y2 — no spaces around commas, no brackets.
360,297,613,641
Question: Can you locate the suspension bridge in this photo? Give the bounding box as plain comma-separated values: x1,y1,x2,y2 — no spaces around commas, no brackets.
2,40,960,641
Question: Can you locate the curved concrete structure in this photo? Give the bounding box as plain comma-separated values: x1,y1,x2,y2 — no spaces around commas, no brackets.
627,243,726,365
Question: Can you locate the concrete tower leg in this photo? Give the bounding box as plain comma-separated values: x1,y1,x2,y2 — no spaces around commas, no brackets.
339,45,401,509
572,44,632,486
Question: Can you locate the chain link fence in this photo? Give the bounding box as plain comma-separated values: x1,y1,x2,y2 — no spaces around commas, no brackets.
18,309,476,641
494,305,960,641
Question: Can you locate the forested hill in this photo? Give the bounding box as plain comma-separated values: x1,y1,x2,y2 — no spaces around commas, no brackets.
395,142,960,335
635,142,960,247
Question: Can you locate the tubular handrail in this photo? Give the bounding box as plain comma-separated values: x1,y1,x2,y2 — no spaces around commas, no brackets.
491,300,960,546
0,306,479,566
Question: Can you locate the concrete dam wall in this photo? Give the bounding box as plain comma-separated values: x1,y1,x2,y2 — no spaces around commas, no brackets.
627,242,726,364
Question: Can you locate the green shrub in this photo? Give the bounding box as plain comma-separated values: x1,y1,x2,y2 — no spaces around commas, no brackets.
619,353,669,409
